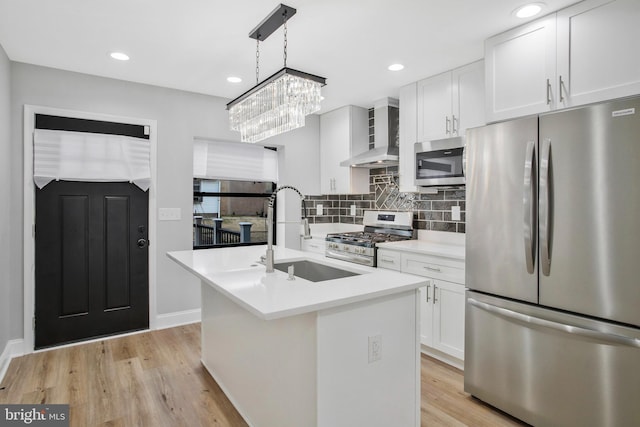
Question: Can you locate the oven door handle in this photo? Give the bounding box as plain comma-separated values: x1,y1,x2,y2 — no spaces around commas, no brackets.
325,248,374,266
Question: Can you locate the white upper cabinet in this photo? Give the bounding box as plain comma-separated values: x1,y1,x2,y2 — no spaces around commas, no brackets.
417,71,453,142
320,106,370,194
485,16,557,122
399,82,418,193
453,61,486,136
417,60,485,141
556,0,640,108
486,0,640,122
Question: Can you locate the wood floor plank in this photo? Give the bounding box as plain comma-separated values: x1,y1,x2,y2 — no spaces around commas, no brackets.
0,323,526,426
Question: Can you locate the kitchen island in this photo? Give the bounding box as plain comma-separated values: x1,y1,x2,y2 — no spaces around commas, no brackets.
168,245,426,427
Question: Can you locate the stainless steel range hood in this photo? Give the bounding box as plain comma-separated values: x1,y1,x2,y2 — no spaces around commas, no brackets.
340,98,399,168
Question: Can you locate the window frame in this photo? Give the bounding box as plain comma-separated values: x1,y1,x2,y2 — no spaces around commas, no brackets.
193,180,277,250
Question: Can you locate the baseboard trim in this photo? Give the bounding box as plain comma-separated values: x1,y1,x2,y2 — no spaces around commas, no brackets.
0,339,25,385
421,345,464,371
155,308,201,330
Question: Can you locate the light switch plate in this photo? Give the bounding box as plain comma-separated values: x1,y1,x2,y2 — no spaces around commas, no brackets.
316,204,323,216
350,204,356,216
159,208,181,221
452,205,461,221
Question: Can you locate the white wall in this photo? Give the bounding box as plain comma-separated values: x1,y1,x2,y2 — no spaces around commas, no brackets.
0,44,11,353
8,62,320,342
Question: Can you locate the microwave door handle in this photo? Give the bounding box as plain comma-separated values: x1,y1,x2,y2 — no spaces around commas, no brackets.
540,138,552,276
523,141,536,274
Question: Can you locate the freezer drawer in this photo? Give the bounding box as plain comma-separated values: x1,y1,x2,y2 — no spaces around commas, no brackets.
464,291,640,427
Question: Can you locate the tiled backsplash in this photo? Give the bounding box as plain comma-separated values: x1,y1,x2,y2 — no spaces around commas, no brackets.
303,170,465,233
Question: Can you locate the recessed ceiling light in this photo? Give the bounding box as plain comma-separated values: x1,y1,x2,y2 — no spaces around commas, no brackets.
110,52,130,61
388,63,405,71
514,3,544,18
227,76,242,83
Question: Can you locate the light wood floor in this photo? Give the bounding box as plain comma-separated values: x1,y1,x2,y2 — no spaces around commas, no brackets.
0,324,526,426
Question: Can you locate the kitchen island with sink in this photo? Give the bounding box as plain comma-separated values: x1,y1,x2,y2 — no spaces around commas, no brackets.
168,245,426,427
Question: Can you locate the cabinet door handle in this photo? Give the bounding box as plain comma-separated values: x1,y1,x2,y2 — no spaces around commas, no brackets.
559,75,565,103
452,114,458,135
423,265,441,272
546,79,551,105
433,284,438,303
445,116,451,135
426,284,431,303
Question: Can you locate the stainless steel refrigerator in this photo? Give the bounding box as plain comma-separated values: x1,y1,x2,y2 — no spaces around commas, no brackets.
464,96,640,427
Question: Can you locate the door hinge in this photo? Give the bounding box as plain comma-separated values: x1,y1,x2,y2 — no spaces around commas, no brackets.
32,316,35,331
32,224,36,238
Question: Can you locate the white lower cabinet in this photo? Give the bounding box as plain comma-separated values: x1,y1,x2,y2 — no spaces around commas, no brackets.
378,248,465,367
300,236,325,254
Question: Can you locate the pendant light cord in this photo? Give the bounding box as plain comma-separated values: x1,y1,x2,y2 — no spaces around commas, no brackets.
255,38,260,84
283,12,288,68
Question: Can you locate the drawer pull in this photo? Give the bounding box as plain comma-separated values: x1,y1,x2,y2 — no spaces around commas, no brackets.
423,266,441,272
380,258,395,264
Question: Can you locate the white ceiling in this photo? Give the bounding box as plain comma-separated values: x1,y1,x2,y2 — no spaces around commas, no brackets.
0,0,578,113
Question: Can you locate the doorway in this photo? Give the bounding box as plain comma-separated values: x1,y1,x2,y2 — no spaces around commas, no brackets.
35,181,149,348
23,106,157,351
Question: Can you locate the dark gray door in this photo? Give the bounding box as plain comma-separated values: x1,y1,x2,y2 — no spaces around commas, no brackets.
35,181,149,349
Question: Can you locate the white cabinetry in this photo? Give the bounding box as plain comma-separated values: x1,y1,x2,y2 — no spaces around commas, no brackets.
378,248,465,367
417,60,485,142
320,106,370,194
485,16,557,122
485,0,640,122
556,0,640,108
300,236,325,254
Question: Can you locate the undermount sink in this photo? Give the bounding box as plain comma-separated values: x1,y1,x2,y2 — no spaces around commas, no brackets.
273,260,360,282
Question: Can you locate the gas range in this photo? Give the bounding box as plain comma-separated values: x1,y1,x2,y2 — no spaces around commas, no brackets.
325,211,414,267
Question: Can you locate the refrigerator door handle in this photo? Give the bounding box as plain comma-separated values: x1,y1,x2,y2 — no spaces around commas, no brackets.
468,298,640,348
540,137,552,276
523,140,536,274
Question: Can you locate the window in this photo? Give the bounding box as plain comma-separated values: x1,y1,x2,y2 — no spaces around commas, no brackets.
193,179,275,249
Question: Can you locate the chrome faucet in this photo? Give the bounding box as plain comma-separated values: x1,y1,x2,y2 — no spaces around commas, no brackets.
264,185,311,273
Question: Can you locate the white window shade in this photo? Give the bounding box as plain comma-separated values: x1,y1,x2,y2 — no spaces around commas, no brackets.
193,139,278,182
34,129,151,191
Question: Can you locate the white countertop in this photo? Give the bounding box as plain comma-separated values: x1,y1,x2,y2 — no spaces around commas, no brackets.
377,239,465,261
168,245,427,320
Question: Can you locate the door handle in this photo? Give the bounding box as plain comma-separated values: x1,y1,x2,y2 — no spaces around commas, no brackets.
137,238,148,248
425,284,430,303
523,140,536,274
433,284,438,303
559,75,565,103
546,79,551,105
468,298,640,348
445,116,451,135
539,138,552,276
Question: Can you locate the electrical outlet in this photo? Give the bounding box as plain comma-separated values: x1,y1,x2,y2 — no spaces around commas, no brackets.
452,205,461,221
316,204,323,216
350,204,357,216
368,335,382,363
159,208,181,221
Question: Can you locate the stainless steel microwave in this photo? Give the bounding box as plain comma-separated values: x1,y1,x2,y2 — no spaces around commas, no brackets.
414,137,465,187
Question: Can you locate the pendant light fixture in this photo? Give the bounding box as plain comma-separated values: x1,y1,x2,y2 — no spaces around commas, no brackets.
226,4,327,143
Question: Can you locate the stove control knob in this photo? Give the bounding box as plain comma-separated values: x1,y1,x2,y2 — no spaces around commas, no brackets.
344,246,350,252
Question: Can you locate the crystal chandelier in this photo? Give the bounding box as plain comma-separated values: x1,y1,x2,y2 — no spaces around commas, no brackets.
226,4,326,143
